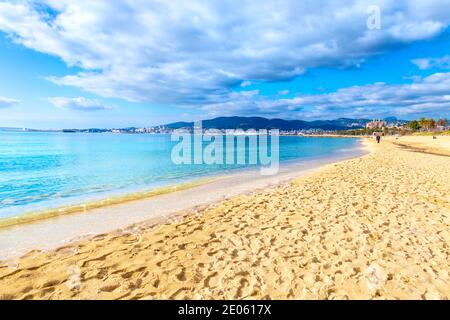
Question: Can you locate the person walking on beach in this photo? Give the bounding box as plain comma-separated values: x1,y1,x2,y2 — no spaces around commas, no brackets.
376,134,381,144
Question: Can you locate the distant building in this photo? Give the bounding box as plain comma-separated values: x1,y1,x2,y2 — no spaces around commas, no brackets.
366,120,387,130
436,125,450,131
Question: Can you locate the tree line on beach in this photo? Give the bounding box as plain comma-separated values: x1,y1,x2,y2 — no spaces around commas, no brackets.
407,117,448,131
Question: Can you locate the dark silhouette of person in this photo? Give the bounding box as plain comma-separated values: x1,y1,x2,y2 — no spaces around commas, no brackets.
376,135,381,144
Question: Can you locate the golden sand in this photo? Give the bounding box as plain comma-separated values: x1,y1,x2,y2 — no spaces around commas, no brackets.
388,135,450,157
0,137,449,300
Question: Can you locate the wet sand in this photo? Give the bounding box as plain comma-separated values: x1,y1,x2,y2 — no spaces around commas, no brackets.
0,137,449,300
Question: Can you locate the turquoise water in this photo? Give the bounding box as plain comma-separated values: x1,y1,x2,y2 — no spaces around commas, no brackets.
0,131,362,219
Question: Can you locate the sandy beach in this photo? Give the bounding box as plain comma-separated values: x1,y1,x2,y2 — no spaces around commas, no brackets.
389,135,450,157
1,136,449,300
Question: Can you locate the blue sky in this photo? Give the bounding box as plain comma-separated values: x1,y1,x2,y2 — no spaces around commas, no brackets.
0,1,450,129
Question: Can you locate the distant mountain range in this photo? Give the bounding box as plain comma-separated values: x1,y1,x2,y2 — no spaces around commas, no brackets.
1,116,406,133
164,116,390,131
0,127,24,131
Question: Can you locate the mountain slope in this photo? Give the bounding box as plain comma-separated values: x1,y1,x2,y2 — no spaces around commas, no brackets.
164,116,371,131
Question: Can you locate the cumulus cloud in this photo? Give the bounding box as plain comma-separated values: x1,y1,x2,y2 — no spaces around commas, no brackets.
240,81,252,88
0,97,19,108
0,0,449,110
412,55,450,70
48,97,112,111
202,72,450,119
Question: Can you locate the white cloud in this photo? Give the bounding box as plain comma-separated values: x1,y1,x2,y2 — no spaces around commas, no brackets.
0,0,449,110
48,97,112,111
240,81,252,88
202,72,450,119
412,55,450,70
0,97,19,108
278,90,290,95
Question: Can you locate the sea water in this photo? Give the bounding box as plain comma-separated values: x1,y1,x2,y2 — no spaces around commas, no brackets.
0,131,362,219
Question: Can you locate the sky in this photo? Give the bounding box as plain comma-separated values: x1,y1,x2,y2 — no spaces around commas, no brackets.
0,0,450,129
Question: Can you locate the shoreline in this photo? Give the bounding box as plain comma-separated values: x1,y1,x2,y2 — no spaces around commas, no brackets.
0,178,217,230
0,136,364,229
0,140,368,262
1,136,449,299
